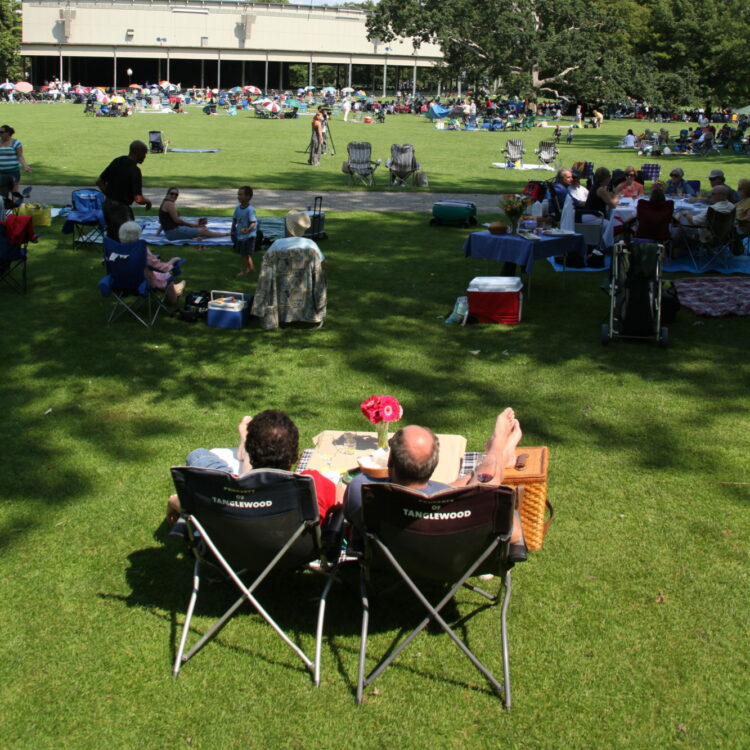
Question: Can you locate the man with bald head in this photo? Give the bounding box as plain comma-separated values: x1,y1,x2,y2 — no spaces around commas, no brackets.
97,140,153,240
344,409,527,562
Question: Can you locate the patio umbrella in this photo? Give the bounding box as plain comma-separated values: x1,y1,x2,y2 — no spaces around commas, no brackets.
159,80,171,88
230,86,242,93
305,85,316,91
285,98,303,109
14,82,33,93
0,82,16,90
322,86,336,93
128,83,142,89
244,85,262,95
341,86,354,93
111,95,125,104
356,90,367,97
264,101,280,113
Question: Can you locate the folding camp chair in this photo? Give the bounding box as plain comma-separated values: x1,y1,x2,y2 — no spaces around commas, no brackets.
502,139,525,167
343,142,382,187
686,207,736,271
640,163,661,183
0,222,28,293
356,482,518,708
170,466,338,684
98,236,182,326
65,189,106,249
148,131,167,154
386,143,421,186
535,140,559,168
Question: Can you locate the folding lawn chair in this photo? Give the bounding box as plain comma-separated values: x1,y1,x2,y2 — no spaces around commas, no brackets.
535,140,559,168
356,482,518,708
0,221,28,294
343,142,382,187
98,236,182,327
64,189,106,250
386,143,421,186
686,207,736,271
502,139,525,167
640,163,661,183
170,466,338,685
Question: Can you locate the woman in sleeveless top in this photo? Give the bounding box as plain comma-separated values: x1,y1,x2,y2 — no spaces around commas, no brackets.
158,187,230,241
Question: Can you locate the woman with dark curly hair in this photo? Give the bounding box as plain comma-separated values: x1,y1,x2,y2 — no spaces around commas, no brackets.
167,409,339,524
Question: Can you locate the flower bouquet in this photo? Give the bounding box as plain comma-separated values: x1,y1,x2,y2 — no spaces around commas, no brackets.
360,394,403,450
498,194,530,234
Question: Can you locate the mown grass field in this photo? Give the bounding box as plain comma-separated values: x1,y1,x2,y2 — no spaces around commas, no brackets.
3,101,749,194
1,102,749,749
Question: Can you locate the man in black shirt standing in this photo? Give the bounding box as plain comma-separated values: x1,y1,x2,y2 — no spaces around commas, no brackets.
97,140,153,240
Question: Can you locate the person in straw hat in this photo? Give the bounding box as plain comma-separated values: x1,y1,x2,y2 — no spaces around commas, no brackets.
263,210,325,262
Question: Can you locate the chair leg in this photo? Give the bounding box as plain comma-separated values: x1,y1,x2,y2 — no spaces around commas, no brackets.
313,570,337,688
500,570,513,710
173,560,201,678
356,567,370,705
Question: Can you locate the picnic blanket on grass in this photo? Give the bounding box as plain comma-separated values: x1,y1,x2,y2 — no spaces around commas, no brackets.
673,277,750,317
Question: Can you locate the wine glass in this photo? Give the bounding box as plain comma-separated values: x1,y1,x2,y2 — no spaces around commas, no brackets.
473,452,497,484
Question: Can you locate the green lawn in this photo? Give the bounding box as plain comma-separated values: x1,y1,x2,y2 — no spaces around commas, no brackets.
1,104,749,749
4,101,749,194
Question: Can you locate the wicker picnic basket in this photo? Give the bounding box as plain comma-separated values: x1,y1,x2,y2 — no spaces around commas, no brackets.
502,446,552,551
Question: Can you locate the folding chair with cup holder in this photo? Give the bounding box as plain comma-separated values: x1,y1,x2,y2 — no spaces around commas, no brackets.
502,139,525,167
98,236,183,327
343,142,382,187
65,189,106,250
356,482,519,709
685,206,736,271
169,466,339,685
386,143,420,186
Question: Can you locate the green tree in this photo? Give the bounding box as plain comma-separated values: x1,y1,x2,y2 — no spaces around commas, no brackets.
0,0,21,81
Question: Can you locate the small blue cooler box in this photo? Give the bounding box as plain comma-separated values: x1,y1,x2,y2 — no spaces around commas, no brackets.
207,290,251,329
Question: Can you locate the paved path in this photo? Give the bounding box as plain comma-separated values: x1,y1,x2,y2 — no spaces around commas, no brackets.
33,185,500,213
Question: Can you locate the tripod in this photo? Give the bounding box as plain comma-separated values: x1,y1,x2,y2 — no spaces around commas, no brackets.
323,118,336,157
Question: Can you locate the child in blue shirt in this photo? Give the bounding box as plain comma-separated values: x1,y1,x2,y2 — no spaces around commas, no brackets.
232,185,257,275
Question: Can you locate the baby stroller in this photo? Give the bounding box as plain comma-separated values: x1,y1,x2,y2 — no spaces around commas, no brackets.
601,241,668,347
149,131,167,154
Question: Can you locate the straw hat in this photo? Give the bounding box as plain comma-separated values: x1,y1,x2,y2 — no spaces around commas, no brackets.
285,210,311,237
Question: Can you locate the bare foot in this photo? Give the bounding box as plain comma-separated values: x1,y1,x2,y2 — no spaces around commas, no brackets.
237,269,249,276
490,407,515,448
173,281,186,297
166,494,181,525
503,418,523,468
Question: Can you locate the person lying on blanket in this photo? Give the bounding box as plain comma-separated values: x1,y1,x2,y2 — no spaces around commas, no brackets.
157,187,230,241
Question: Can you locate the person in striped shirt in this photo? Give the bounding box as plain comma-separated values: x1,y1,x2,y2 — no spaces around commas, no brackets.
0,125,32,201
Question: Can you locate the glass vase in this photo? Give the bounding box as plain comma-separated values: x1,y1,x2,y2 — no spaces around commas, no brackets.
376,421,389,450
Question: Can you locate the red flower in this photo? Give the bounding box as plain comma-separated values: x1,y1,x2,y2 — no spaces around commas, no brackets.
360,394,403,424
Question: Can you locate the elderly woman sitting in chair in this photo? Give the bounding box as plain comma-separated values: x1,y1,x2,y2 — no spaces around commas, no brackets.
119,221,186,304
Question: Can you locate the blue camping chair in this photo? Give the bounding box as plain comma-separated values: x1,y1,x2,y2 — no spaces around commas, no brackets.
63,189,106,250
98,237,183,327
0,223,28,294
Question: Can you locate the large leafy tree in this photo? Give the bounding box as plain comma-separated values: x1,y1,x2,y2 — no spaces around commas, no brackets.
366,0,633,100
0,0,21,81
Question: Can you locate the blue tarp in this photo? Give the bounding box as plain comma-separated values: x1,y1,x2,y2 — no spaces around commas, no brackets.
425,103,451,120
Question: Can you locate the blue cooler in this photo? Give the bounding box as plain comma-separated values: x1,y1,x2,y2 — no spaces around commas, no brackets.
207,290,251,329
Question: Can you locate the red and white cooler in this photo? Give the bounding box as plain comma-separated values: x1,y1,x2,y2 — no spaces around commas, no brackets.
467,276,524,324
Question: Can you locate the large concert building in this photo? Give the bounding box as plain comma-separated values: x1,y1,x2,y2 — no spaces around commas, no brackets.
21,1,443,90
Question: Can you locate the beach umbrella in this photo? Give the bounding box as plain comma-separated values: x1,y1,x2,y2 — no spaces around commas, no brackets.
128,83,142,89
230,86,242,93
244,85,262,95
14,81,33,93
264,100,280,113
342,86,354,93
111,95,125,104
159,80,171,87
322,86,336,93
0,82,15,90
285,98,302,109
356,90,367,97
305,85,316,91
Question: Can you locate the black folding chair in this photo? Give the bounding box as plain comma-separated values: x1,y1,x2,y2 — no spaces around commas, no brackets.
356,482,517,708
170,467,337,685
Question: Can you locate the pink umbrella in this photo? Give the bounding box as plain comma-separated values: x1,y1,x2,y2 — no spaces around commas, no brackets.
14,81,33,93
244,85,262,95
264,101,280,113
